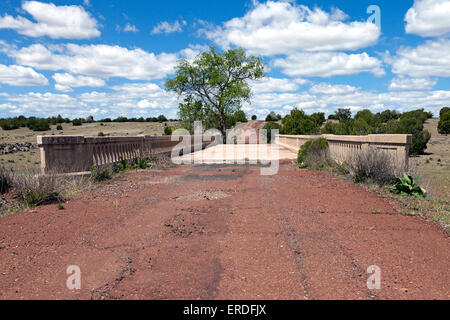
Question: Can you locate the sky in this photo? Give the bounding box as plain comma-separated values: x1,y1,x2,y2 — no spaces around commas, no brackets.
0,0,449,120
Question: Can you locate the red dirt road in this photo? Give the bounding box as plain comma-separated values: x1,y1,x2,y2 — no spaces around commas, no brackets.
0,163,448,299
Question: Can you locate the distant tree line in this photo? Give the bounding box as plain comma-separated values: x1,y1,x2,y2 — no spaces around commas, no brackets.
0,114,175,132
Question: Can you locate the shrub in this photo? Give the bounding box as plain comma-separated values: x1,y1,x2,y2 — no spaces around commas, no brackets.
164,126,173,136
113,159,129,172
251,115,257,120
390,174,426,197
98,132,105,137
347,149,399,185
297,137,330,169
440,107,450,118
262,122,281,143
56,124,63,131
132,157,151,169
90,166,111,181
2,169,65,207
72,119,82,126
0,167,12,194
28,119,50,131
438,108,450,134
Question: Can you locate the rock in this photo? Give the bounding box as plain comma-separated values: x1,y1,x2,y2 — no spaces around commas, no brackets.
0,142,36,155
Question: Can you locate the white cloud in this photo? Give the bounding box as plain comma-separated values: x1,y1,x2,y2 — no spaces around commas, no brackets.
52,73,106,92
152,20,186,34
0,1,100,39
310,83,359,95
124,23,139,32
6,43,180,81
0,64,48,86
405,0,450,37
274,52,385,77
388,38,450,77
250,77,305,94
389,76,437,91
202,1,380,55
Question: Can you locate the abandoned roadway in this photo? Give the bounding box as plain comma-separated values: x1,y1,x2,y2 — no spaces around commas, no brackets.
0,162,448,299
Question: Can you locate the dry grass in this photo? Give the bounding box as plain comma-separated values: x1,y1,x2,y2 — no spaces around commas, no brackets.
409,118,449,200
347,148,402,185
0,165,88,216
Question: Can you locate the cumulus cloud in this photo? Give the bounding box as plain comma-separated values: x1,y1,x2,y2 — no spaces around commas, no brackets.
124,23,139,32
0,64,48,86
5,43,181,81
389,76,437,91
152,20,186,34
249,77,306,94
310,83,359,95
405,0,450,37
274,52,385,77
0,1,100,39
52,73,106,92
388,38,450,77
202,1,380,55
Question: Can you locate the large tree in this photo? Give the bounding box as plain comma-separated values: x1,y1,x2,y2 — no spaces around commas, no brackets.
165,47,265,142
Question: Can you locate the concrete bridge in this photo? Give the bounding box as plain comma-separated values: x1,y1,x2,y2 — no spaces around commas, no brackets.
37,133,412,175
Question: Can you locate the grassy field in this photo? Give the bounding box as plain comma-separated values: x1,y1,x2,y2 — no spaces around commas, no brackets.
409,118,449,200
0,121,179,171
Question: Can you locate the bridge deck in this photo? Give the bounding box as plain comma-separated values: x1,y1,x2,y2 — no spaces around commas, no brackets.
174,144,297,164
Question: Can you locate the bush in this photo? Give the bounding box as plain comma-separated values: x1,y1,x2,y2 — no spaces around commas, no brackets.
262,122,281,143
72,119,82,126
297,137,330,169
0,167,12,194
438,108,450,134
164,126,173,136
251,115,257,120
98,132,105,137
28,119,50,131
56,124,63,131
347,149,399,185
2,168,65,207
90,166,111,181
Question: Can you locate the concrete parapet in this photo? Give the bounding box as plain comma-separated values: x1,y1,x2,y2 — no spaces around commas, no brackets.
277,134,412,171
37,134,218,174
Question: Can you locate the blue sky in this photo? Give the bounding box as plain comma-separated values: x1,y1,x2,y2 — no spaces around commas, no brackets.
0,0,449,119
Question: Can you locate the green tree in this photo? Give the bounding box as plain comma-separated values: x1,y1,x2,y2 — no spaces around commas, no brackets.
334,108,352,121
265,111,279,122
280,108,320,135
234,110,248,123
438,108,450,134
251,115,257,120
165,47,265,142
262,122,281,143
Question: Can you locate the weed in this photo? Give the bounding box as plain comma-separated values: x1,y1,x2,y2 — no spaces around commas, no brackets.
90,166,112,181
390,174,427,197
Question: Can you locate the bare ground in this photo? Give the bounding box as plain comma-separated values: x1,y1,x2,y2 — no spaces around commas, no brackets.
0,162,448,300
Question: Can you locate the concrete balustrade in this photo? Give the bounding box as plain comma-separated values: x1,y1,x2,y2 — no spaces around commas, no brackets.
277,134,413,171
37,135,217,174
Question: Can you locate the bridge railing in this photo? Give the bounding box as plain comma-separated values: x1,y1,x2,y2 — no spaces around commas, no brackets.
37,135,216,174
277,134,412,171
